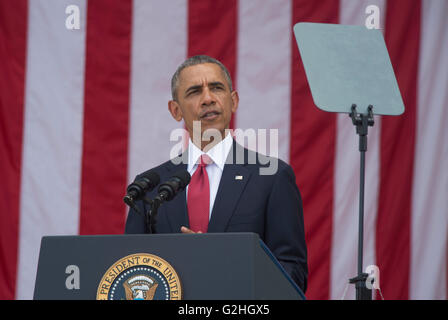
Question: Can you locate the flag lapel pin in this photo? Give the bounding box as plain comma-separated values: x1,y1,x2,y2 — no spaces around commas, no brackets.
235,175,243,180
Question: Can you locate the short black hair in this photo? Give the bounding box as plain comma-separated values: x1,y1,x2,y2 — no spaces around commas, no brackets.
170,55,233,101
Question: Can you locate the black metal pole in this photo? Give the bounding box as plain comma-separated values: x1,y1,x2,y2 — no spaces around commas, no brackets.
349,104,374,300
358,149,366,277
144,198,162,234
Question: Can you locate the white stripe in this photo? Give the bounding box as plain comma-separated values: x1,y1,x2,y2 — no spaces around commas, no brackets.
128,0,187,181
411,0,448,300
235,0,291,163
331,0,385,300
17,0,86,299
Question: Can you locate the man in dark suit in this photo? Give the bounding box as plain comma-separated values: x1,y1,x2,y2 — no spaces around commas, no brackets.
125,55,308,292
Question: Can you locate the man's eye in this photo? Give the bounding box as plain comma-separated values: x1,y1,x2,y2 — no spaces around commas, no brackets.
187,89,198,96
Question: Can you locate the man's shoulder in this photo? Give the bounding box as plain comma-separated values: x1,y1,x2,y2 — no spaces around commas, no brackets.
234,143,291,177
134,156,185,180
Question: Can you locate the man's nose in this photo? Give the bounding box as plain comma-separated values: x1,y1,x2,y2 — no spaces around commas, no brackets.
201,87,215,106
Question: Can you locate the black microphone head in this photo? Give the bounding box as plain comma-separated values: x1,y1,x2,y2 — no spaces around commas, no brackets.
171,170,191,189
124,170,160,206
157,170,191,202
139,169,160,187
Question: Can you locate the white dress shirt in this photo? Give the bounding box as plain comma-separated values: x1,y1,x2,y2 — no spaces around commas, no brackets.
186,132,233,220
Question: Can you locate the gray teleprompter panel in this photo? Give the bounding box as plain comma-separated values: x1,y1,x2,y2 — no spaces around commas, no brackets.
293,22,404,116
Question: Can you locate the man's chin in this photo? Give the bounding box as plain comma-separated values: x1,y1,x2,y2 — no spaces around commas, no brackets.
201,126,225,138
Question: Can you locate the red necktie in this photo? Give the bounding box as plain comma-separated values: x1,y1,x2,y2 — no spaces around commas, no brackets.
188,154,212,233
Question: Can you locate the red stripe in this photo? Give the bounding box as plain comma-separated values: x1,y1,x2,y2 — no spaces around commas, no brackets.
376,0,421,300
290,0,339,299
187,0,238,129
79,0,132,235
0,0,28,299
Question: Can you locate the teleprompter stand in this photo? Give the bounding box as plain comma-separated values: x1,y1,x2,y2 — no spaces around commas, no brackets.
293,23,405,299
348,104,374,300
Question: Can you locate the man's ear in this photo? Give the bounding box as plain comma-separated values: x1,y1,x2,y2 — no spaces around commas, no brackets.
230,91,239,113
168,100,183,122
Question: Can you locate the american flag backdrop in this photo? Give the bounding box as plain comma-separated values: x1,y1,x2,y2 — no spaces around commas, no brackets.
1,0,447,300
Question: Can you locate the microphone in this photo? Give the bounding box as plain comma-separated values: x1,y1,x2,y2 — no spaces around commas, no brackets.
123,170,160,209
154,170,191,203
143,170,190,234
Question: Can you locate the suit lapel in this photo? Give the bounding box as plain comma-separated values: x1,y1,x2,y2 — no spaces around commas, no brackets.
208,142,251,232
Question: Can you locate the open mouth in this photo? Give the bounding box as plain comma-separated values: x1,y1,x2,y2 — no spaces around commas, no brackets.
200,111,220,120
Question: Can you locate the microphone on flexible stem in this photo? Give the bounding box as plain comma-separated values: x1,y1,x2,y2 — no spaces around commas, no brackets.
153,170,191,205
145,170,191,234
123,170,160,214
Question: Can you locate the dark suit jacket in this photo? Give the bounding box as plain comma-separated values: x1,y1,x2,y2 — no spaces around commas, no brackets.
125,141,308,292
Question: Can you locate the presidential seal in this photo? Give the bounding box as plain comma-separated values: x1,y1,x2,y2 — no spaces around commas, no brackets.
96,253,182,300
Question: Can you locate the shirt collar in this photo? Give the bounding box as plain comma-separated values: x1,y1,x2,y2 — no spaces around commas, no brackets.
187,132,233,172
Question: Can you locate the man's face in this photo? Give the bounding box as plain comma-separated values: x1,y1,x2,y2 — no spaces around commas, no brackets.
168,63,239,143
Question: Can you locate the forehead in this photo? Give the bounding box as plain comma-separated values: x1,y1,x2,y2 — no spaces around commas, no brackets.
178,63,227,88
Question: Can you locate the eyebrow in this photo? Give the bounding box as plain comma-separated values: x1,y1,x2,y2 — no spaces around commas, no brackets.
184,81,226,96
208,81,225,88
